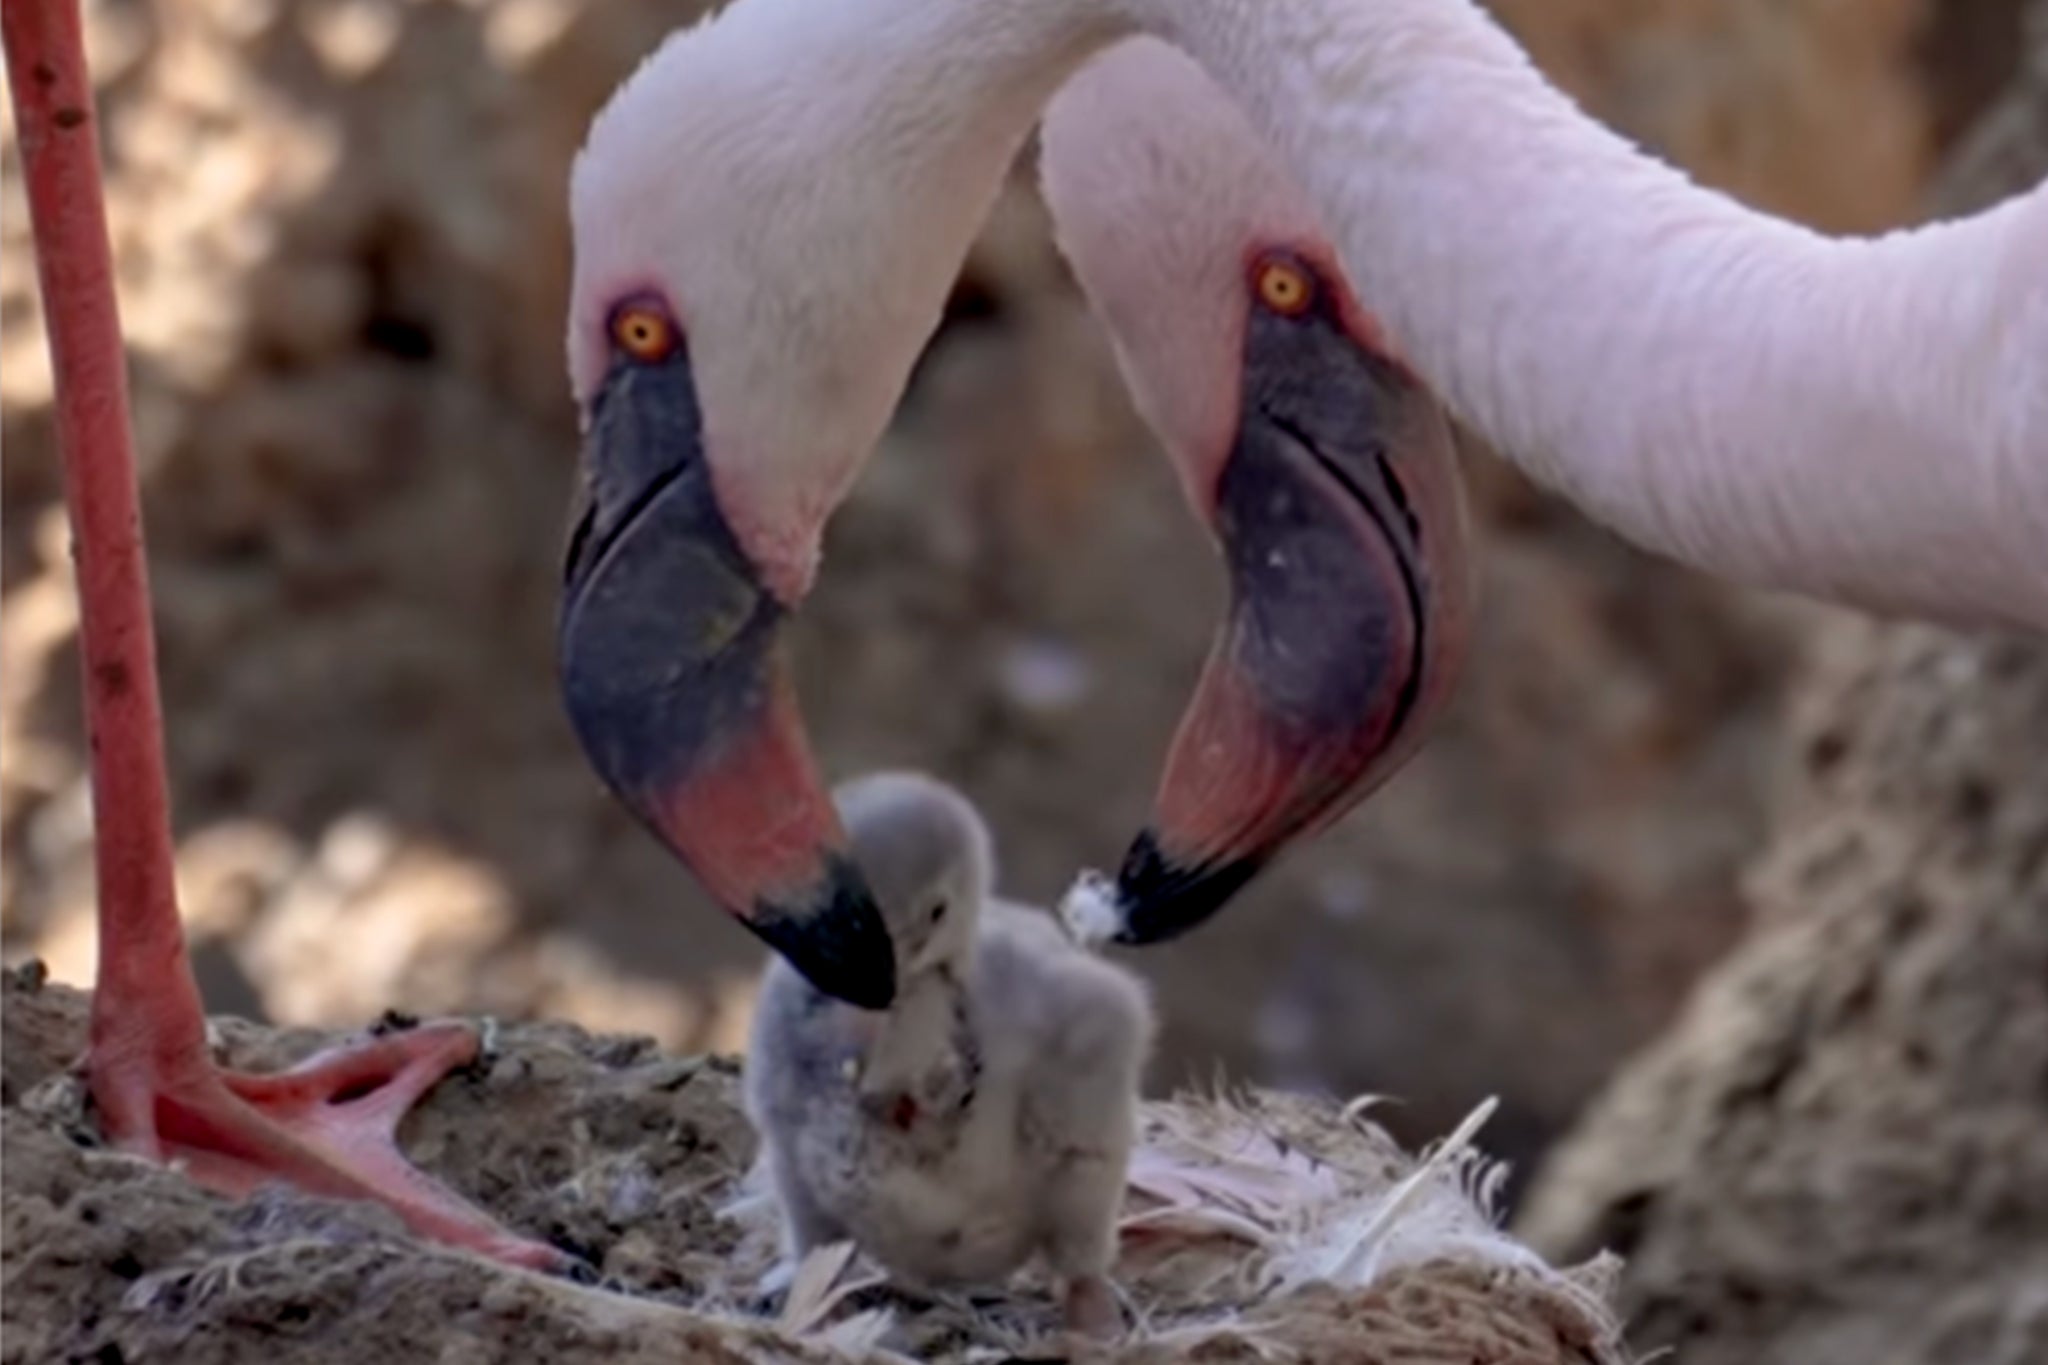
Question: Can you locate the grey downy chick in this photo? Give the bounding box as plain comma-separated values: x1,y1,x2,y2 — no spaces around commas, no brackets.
745,771,1154,1335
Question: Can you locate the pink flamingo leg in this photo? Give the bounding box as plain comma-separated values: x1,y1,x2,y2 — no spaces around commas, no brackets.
3,0,560,1272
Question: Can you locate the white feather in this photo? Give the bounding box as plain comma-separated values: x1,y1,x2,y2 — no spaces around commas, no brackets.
1056,869,1124,948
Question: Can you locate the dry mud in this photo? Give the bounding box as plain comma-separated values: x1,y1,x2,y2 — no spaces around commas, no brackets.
3,965,1623,1364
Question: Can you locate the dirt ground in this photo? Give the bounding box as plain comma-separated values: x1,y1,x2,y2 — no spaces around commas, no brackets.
2,964,1628,1364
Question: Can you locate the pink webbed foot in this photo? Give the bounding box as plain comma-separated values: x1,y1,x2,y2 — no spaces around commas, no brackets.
91,1017,565,1272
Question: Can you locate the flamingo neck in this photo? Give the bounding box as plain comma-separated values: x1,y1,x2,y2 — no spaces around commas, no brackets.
667,0,2046,624
1123,0,2048,627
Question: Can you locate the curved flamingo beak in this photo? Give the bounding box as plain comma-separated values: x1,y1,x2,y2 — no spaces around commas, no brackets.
1106,279,1473,944
558,338,896,1010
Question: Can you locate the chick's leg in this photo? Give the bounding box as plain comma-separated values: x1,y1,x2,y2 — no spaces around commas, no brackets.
769,1143,851,1261
1043,1149,1129,1339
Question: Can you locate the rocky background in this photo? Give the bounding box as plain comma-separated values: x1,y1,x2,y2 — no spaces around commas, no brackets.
0,0,2032,1242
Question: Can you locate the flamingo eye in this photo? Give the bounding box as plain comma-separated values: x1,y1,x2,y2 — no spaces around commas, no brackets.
609,300,679,363
1252,256,1314,316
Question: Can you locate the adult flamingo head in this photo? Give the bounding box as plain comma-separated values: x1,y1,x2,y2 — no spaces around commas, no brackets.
559,1,1099,1009
558,4,1472,1006
1042,40,1474,941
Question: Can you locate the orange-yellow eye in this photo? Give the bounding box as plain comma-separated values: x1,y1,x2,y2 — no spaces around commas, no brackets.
1253,257,1314,316
610,303,678,363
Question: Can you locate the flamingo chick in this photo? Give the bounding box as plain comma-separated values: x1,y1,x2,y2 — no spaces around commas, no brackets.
559,3,1473,1001
745,772,1153,1336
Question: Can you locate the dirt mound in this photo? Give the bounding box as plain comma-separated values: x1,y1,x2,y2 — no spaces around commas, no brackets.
3,965,1625,1363
1518,623,2048,1365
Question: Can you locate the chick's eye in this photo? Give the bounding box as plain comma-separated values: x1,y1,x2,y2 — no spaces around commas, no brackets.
930,902,949,924
609,301,679,363
1253,256,1314,317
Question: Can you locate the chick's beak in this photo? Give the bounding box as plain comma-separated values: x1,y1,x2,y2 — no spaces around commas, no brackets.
558,355,895,1009
1110,318,1471,944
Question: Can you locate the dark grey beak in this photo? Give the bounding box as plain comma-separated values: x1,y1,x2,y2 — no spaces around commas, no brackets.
559,323,896,1010
1107,265,1474,944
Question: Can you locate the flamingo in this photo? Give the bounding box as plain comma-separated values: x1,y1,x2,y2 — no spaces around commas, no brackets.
12,0,2039,1269
563,0,2045,993
3,1,560,1270
3,0,1457,1263
557,9,1479,1002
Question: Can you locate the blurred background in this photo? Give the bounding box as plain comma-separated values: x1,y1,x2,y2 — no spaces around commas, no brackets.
0,0,2030,1199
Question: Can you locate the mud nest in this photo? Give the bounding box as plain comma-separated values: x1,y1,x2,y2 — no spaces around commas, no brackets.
3,964,1624,1363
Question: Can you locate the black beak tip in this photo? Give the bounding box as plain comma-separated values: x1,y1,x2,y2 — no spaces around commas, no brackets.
750,857,898,1010
1109,828,1264,945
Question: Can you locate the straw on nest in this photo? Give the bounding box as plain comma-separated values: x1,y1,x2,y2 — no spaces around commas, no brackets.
721,1088,1625,1361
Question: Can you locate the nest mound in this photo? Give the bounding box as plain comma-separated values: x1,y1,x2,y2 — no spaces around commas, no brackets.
3,966,1623,1362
